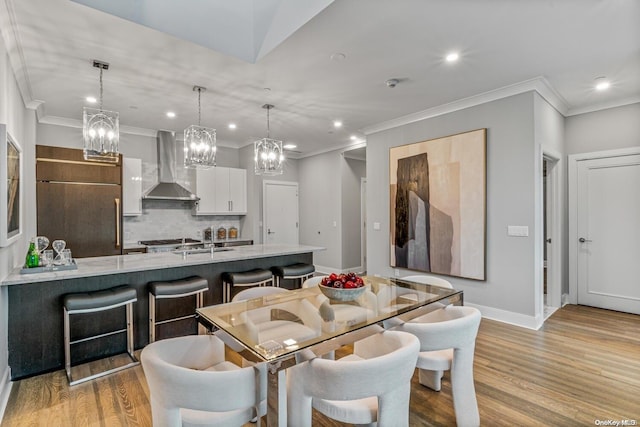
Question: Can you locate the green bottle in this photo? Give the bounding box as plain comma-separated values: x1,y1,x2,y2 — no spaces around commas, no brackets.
25,238,40,268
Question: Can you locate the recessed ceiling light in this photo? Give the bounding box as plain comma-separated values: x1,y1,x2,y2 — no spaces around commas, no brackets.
445,52,459,63
283,144,297,149
86,96,97,103
166,111,176,118
350,135,358,141
228,123,237,130
595,77,610,91
333,120,343,128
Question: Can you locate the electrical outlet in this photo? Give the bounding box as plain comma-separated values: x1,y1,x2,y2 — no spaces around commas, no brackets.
395,269,400,277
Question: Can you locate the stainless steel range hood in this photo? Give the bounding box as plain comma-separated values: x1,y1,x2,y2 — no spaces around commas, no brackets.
143,130,199,201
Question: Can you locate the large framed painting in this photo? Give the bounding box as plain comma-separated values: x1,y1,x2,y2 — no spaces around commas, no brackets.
389,128,486,280
0,124,22,247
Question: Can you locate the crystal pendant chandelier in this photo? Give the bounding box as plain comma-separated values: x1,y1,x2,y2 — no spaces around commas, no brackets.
184,86,216,168
83,60,119,163
254,104,284,175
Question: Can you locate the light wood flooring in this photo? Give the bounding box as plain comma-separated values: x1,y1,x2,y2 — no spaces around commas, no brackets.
2,304,639,426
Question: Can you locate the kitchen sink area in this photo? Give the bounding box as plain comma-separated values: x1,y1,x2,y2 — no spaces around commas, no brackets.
171,246,235,255
138,238,253,254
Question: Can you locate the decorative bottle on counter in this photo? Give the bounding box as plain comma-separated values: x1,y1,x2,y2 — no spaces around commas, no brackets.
25,238,40,268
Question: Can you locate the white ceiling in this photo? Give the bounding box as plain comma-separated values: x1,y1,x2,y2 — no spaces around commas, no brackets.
2,0,639,157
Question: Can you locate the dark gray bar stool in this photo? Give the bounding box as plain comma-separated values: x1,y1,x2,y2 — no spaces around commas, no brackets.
221,269,274,303
63,285,138,386
271,263,315,288
148,276,209,343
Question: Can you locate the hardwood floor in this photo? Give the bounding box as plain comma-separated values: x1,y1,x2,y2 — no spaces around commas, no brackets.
2,305,639,426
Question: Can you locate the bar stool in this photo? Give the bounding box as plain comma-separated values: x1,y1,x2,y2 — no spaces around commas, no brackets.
271,263,315,289
63,285,138,386
221,269,274,303
148,276,209,343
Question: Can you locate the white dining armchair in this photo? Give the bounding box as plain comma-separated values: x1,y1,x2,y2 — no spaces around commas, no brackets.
395,305,482,427
287,330,420,427
141,334,265,427
401,274,453,288
231,285,290,301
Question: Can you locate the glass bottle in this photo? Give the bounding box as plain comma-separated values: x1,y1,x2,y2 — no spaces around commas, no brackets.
26,238,40,268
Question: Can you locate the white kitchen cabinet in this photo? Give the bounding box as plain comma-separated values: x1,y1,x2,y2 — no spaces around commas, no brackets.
194,167,247,215
122,157,142,216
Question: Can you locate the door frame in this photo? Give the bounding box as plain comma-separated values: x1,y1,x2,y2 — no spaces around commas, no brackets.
360,177,367,273
568,146,640,304
262,180,299,244
542,149,561,311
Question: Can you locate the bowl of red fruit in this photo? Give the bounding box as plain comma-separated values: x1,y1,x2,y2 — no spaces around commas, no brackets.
318,272,367,301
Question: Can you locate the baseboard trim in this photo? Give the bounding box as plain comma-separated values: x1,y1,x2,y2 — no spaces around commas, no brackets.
0,366,12,422
465,302,543,330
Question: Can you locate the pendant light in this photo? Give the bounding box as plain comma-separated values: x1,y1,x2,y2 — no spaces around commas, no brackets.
83,60,119,163
184,86,216,168
254,104,284,175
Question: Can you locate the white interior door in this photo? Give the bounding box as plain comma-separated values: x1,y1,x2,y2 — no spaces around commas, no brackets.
575,153,640,314
263,181,299,245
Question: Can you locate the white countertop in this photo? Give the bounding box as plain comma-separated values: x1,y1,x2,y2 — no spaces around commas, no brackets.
1,244,324,286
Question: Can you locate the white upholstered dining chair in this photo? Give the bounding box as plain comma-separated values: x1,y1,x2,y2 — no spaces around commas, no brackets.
401,274,453,288
287,330,420,427
141,335,265,427
395,305,482,427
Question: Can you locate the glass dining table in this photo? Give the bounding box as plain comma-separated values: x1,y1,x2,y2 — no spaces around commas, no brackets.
196,275,463,427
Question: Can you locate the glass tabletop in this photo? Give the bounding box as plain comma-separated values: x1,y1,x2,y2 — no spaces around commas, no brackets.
196,276,463,363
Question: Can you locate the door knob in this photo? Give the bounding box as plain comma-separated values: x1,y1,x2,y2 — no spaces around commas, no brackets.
578,237,592,243
267,229,275,235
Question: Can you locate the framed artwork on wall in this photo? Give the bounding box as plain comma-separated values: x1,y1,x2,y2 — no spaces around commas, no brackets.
389,128,486,280
1,124,23,247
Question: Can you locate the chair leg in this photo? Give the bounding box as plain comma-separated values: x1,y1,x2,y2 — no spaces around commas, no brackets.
126,302,136,358
64,308,71,382
149,293,156,343
418,368,444,391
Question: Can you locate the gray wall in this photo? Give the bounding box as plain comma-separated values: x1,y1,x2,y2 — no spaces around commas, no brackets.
341,157,365,271
0,49,38,402
366,92,538,316
565,103,640,155
298,150,342,270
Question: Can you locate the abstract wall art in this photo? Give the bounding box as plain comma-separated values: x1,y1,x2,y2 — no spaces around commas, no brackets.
1,124,22,247
389,129,486,280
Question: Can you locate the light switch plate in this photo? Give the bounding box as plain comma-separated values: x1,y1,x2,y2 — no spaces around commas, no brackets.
507,225,529,237
373,222,381,230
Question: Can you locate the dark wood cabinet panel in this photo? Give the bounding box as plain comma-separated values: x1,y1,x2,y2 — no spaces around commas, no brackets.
37,182,122,257
36,145,121,184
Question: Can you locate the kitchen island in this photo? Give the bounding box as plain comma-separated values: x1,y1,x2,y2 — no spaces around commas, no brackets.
1,244,323,380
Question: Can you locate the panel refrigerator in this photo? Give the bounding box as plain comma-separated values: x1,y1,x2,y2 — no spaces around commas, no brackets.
36,145,123,258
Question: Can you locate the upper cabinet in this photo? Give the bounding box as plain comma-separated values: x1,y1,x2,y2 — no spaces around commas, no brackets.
194,167,247,215
123,157,142,216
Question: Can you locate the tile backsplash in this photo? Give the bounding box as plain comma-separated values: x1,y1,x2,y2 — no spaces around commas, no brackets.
123,200,241,244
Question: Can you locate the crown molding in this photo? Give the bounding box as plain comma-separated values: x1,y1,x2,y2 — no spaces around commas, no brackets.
38,115,158,138
566,96,640,117
362,76,570,136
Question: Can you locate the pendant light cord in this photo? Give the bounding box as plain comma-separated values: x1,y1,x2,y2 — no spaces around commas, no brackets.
197,87,202,126
99,67,104,111
266,105,271,138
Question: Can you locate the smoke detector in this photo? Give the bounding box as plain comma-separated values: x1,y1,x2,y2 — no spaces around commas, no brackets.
385,78,400,88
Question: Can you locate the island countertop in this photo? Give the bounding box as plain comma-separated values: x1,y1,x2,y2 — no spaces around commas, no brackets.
1,243,325,286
